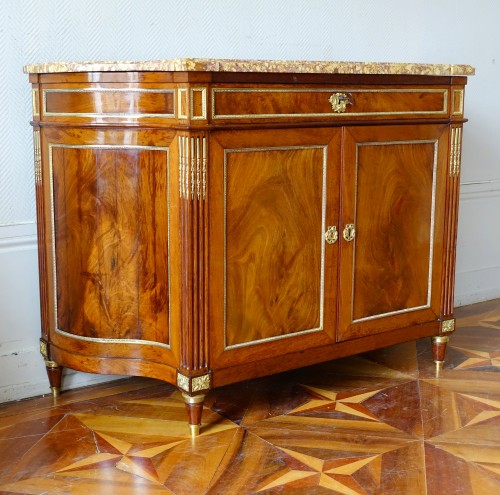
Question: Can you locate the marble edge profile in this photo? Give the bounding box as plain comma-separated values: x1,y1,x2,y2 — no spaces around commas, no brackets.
23,58,475,76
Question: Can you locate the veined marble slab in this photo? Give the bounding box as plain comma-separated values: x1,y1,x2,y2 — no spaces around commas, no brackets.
23,58,475,76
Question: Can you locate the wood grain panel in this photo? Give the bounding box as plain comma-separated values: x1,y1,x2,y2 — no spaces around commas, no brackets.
353,140,434,319
212,87,447,120
44,89,175,116
225,146,325,347
339,125,448,341
52,145,169,345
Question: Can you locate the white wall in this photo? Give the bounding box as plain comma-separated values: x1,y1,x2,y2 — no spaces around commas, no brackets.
1,0,499,402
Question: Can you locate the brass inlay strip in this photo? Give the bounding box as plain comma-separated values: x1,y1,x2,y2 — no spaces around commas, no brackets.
48,144,171,349
177,88,188,119
351,139,438,324
184,137,189,197
223,145,327,350
452,89,464,116
202,137,207,200
33,130,42,185
212,88,448,119
191,87,208,120
196,137,201,200
449,127,462,177
43,88,176,118
32,88,40,118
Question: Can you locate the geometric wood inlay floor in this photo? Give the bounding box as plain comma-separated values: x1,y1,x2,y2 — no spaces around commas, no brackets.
0,298,499,494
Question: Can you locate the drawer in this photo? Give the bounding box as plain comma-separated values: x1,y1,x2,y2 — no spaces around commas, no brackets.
211,86,449,121
42,87,176,119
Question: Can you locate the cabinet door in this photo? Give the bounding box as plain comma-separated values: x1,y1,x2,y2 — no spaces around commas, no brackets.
210,128,341,368
338,125,448,341
42,127,177,368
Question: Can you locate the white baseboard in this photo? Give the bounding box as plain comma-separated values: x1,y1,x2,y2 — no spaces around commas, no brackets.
455,265,500,307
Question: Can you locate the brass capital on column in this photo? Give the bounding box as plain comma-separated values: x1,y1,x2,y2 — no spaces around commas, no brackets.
441,319,455,334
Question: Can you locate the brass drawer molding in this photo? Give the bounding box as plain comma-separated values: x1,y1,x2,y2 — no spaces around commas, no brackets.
329,92,353,113
42,88,176,119
212,88,448,120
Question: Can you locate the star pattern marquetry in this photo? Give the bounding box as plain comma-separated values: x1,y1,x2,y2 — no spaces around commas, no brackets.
1,299,500,494
290,385,382,421
255,448,380,494
449,345,500,370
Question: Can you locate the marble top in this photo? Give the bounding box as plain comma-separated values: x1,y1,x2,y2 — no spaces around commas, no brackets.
23,58,475,76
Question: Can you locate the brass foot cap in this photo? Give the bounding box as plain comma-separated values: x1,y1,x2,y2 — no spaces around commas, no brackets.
434,361,444,372
51,387,60,398
189,424,201,438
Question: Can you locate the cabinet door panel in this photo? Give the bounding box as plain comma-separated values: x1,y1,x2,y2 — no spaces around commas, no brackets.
50,139,171,346
338,125,448,341
210,128,340,367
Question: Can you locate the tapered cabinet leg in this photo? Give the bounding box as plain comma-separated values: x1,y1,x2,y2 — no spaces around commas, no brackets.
182,393,206,438
45,361,63,398
431,336,449,372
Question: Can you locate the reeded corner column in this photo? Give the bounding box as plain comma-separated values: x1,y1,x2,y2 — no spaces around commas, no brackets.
176,120,212,436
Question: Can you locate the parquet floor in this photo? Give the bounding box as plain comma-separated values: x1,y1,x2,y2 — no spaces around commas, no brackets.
0,299,500,494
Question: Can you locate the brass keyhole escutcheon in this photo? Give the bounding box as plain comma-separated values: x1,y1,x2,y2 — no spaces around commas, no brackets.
328,92,353,113
343,224,356,242
324,226,338,244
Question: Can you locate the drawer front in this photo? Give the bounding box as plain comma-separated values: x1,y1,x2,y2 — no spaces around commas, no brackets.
212,87,449,121
42,87,176,120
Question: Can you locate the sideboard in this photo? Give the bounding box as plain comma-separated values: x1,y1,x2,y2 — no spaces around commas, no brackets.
24,58,474,436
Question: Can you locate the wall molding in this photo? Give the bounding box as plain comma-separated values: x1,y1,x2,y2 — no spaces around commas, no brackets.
0,222,37,253
460,180,500,200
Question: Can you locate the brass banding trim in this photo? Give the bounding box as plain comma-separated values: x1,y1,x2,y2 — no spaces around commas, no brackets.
449,127,462,177
48,144,171,349
452,89,464,116
177,88,188,119
43,88,176,118
351,140,438,323
33,130,42,185
190,87,207,120
223,145,327,350
32,88,40,118
212,88,448,119
182,393,206,404
432,335,450,344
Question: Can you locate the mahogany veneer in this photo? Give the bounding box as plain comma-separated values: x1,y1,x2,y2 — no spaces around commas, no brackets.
25,59,473,436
